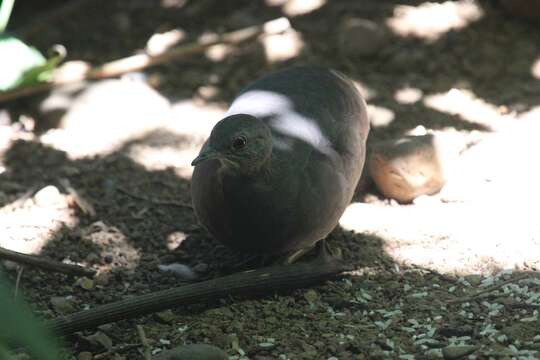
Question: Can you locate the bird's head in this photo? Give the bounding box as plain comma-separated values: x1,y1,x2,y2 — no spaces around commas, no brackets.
191,114,273,174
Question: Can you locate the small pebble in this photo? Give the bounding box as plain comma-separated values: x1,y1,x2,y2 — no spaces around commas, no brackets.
442,345,477,359
369,133,464,203
77,352,93,360
155,310,176,324
85,332,113,351
50,296,77,314
425,349,443,359
304,289,319,303
158,263,198,281
76,277,95,290
464,274,483,287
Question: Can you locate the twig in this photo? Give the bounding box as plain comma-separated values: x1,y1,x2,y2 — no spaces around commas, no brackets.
0,17,290,103
59,178,96,216
0,246,96,277
448,273,536,304
13,266,24,300
118,187,192,209
136,325,152,360
48,259,349,336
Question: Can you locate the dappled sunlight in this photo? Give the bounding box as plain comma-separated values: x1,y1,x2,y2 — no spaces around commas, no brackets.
125,99,226,179
531,56,540,79
81,221,140,271
394,86,423,105
30,76,226,178
344,107,540,275
443,111,540,203
165,231,188,251
166,99,226,178
170,99,225,137
260,17,304,64
0,124,14,156
205,43,234,62
0,186,79,255
281,0,326,17
387,0,483,41
160,0,187,9
39,79,171,159
127,144,198,178
341,201,540,275
423,88,510,130
367,104,395,128
145,28,186,56
262,28,304,63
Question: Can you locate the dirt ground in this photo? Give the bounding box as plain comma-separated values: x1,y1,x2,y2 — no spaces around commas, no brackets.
1,0,540,359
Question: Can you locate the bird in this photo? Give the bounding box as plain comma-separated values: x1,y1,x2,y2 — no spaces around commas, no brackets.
191,66,369,261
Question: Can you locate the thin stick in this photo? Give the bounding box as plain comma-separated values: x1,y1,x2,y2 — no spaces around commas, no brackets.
48,259,349,336
136,325,152,360
448,273,536,304
0,17,289,103
13,266,24,299
0,246,96,277
59,178,96,216
118,187,192,209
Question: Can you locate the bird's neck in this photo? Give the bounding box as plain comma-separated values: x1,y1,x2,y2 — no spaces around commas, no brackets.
219,154,277,184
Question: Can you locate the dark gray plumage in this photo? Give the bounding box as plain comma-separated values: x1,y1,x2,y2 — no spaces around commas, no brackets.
191,67,369,255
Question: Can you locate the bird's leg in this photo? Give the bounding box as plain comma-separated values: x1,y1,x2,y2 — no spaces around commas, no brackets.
272,239,339,265
281,239,337,264
316,239,333,262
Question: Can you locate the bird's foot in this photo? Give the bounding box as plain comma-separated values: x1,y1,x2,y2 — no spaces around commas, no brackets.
316,239,341,262
276,239,340,265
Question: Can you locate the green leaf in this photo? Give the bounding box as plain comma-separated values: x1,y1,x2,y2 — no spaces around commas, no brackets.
0,273,62,360
15,51,63,88
0,34,61,91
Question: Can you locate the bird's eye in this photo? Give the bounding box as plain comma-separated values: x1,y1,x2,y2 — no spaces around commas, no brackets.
232,136,247,151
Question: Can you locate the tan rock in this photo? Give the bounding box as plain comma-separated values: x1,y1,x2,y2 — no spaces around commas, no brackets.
368,133,464,203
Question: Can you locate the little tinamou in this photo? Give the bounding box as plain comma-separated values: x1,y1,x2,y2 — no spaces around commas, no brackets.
191,66,369,258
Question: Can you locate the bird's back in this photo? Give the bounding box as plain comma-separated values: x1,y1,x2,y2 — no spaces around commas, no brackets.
226,66,368,181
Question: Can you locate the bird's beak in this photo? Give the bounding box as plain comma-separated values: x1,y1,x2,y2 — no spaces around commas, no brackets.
191,146,219,166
